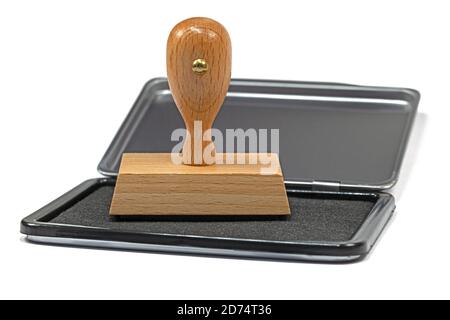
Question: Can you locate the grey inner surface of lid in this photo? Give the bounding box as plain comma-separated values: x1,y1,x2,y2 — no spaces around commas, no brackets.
98,78,419,190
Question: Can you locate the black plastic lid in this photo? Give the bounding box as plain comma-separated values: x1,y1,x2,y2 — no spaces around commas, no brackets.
98,78,419,191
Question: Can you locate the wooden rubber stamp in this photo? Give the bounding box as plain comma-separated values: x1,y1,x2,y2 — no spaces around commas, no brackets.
109,17,290,216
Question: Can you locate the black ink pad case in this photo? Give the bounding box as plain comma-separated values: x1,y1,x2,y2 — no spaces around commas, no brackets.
21,78,419,263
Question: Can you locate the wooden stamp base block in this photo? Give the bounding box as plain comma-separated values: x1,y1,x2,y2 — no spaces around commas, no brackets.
109,153,291,216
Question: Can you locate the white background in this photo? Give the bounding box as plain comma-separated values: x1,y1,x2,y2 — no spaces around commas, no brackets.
1,0,449,299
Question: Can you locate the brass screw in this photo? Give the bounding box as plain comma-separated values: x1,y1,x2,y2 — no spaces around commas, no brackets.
192,58,208,74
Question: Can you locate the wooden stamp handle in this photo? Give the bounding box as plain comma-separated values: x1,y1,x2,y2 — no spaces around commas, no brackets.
167,17,232,165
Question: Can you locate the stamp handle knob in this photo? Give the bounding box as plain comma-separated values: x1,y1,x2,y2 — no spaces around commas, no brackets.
167,17,232,165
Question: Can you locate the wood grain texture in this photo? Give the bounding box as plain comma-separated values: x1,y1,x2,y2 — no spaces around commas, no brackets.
110,18,291,216
166,17,232,165
109,153,291,216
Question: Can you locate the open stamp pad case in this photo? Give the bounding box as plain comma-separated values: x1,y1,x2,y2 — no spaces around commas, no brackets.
21,78,419,263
